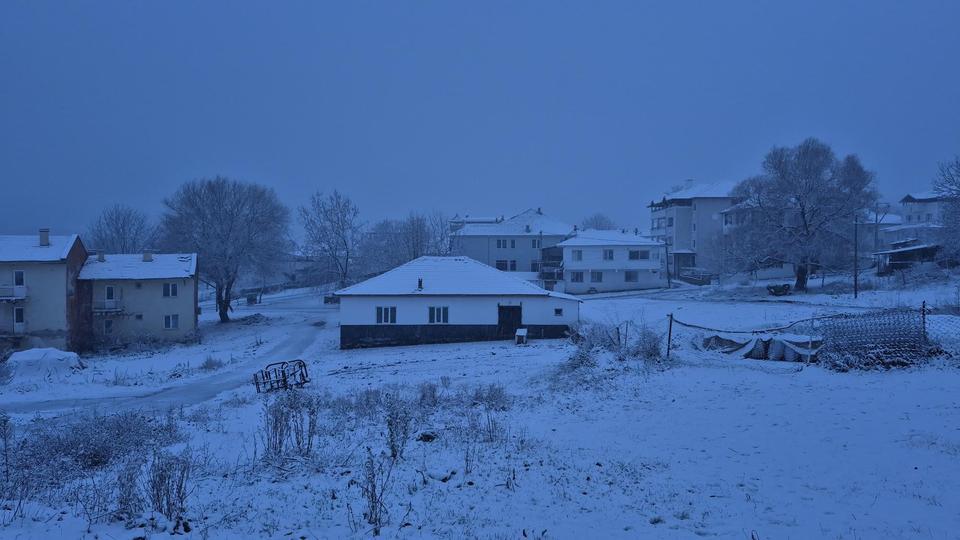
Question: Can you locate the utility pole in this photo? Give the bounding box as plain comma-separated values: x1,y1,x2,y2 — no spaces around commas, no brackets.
664,239,672,288
853,217,859,299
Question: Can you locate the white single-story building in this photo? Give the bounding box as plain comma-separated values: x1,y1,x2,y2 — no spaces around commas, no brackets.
557,229,667,293
336,256,581,349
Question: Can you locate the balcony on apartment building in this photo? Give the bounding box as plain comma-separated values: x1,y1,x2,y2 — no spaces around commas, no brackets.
0,285,27,301
92,299,123,313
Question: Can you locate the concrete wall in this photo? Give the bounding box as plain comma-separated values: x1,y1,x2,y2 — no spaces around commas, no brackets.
0,262,68,347
452,235,568,271
88,276,199,343
561,245,667,293
340,294,580,326
901,200,946,225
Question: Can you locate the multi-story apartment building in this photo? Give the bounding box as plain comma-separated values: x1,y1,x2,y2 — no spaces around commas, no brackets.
899,192,948,225
78,251,199,346
648,181,736,277
556,230,666,294
450,208,574,286
0,230,90,351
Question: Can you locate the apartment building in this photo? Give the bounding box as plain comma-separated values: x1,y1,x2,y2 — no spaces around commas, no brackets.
557,230,666,294
0,230,90,351
450,208,574,287
78,251,199,345
648,181,736,276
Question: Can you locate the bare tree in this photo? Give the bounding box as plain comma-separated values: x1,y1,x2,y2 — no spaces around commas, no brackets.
934,157,960,259
86,204,155,253
581,213,617,231
160,177,290,322
299,191,362,288
729,138,877,290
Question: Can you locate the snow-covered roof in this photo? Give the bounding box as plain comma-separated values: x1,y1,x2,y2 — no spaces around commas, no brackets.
873,243,939,255
557,229,663,248
864,212,903,225
880,223,944,233
662,181,737,201
336,256,580,301
0,234,80,262
453,209,574,237
900,191,945,203
79,253,198,280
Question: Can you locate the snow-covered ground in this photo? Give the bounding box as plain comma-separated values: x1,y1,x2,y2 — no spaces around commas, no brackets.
1,280,959,538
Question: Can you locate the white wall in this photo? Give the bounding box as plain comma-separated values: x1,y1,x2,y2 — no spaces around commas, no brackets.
561,244,667,293
340,294,579,326
452,234,568,271
89,276,198,342
0,262,68,334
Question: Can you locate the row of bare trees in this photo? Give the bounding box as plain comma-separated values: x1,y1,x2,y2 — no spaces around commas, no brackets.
86,180,450,323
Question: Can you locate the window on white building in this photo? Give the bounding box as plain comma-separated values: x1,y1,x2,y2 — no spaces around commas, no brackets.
428,306,449,324
104,319,114,334
602,249,614,261
495,260,508,271
532,239,541,248
14,270,24,287
573,250,583,261
667,217,674,227
164,314,179,330
590,271,603,283
509,260,517,271
570,271,584,283
625,271,639,282
163,283,178,297
14,307,24,324
376,306,397,324
554,308,563,317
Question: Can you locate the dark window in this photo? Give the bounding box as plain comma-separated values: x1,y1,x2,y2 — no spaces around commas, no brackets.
571,271,584,283
510,239,516,248
667,217,674,227
164,314,179,329
376,306,396,324
603,249,614,261
554,308,563,317
163,283,178,297
14,307,24,323
590,271,603,283
104,319,114,334
509,260,517,271
495,260,508,271
625,271,639,282
573,250,583,261
429,306,449,324
14,271,24,287
630,250,650,260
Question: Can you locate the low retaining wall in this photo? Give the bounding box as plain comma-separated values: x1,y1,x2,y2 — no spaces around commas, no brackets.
340,324,571,349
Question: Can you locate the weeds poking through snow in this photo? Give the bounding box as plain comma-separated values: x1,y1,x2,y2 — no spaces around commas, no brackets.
146,447,193,522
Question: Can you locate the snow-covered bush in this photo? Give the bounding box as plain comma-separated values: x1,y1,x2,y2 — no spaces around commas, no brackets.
199,355,225,372
146,448,193,522
384,396,413,460
260,389,321,459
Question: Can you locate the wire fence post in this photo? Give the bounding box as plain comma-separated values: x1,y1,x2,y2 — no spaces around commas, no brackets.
921,301,927,344
666,313,674,359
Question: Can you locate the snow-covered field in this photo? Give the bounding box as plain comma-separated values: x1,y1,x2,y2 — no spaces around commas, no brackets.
1,281,959,538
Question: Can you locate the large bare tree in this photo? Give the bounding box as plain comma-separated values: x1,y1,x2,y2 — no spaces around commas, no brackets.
581,213,617,230
160,177,290,322
934,156,960,259
87,203,155,253
729,138,877,290
299,190,363,287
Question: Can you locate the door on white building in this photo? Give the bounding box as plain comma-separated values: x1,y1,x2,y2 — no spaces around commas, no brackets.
13,306,25,334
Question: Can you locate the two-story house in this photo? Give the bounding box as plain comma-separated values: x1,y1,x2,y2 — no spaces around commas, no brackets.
648,181,736,277
450,208,574,288
0,229,90,351
557,230,666,294
78,251,199,345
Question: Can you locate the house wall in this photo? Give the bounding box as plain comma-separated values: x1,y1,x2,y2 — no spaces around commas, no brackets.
561,245,667,293
452,235,568,271
88,276,199,343
340,294,579,326
0,261,69,348
901,200,945,225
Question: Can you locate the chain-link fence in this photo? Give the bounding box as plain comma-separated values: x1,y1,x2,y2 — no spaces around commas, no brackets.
666,302,960,370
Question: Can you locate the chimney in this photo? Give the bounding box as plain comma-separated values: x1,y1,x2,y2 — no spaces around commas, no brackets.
417,278,423,290
525,224,531,233
634,228,639,235
143,250,153,262
97,250,105,262
39,228,50,247
537,207,542,215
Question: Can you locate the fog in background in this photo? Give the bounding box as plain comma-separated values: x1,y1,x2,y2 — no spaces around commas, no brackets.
2,1,958,235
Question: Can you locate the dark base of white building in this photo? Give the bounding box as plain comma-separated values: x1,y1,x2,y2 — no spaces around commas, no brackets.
340,324,571,349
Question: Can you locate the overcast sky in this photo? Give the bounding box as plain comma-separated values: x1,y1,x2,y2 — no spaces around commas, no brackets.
1,1,958,236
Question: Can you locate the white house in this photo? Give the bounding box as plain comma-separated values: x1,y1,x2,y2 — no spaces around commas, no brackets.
649,181,737,277
0,230,89,351
336,256,580,349
78,251,199,346
557,230,666,293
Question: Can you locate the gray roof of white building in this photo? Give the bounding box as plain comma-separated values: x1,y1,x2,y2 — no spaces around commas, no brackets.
79,253,197,280
0,234,80,262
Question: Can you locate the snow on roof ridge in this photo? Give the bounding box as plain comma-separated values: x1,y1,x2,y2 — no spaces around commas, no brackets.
78,252,197,280
0,233,80,262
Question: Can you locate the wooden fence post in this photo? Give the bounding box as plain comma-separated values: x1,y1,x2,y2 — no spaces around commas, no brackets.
666,313,674,359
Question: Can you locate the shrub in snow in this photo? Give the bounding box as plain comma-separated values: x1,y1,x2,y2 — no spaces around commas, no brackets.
385,396,413,460
470,383,511,411
260,389,321,460
146,448,192,522
417,382,440,410
199,355,225,372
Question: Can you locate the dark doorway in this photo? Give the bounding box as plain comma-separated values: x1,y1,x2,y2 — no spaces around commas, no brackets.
497,305,522,338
